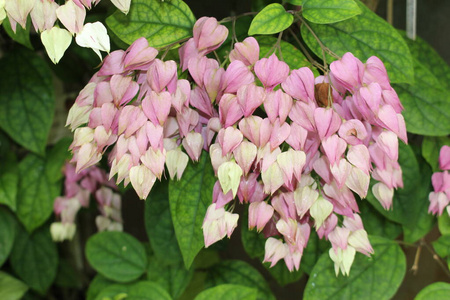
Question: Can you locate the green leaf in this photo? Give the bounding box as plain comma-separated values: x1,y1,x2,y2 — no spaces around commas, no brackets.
358,201,402,240
86,231,148,283
432,235,450,259
3,19,33,50
146,257,194,299
286,0,303,5
248,3,294,35
367,143,434,242
302,0,361,24
54,259,82,289
241,210,266,259
16,154,60,233
169,151,215,269
205,260,275,300
0,153,19,211
87,275,115,300
394,59,450,136
422,136,450,172
0,271,29,300
438,213,450,236
0,207,17,267
415,282,450,300
401,32,450,91
178,271,207,300
145,180,182,264
95,281,172,300
265,262,303,286
301,231,329,275
255,36,315,71
10,225,58,294
304,236,406,300
0,47,55,155
106,0,196,48
45,137,72,182
301,0,413,83
194,284,257,300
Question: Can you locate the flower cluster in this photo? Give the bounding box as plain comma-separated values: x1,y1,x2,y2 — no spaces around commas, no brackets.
51,162,123,242
428,146,450,216
0,0,130,63
67,17,407,275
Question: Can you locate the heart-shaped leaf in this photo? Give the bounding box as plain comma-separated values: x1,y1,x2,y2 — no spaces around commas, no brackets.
304,236,406,300
106,0,196,48
0,47,54,155
169,151,215,269
86,231,147,283
248,3,294,35
301,0,413,84
302,0,361,24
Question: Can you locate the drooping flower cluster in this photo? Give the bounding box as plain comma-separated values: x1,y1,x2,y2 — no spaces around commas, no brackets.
67,17,407,275
0,0,130,63
51,162,123,242
428,146,450,216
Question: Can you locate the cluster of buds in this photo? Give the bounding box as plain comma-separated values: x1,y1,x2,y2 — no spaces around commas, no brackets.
51,162,123,242
428,146,450,216
67,17,407,275
0,0,131,63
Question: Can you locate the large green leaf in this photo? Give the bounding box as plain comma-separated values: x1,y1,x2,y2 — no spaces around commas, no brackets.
146,256,194,299
415,282,450,300
438,213,450,236
422,136,450,172
195,284,257,300
0,207,16,267
3,19,33,50
304,236,406,300
302,0,361,24
16,154,61,233
394,59,450,136
86,274,115,300
0,47,54,155
95,281,172,300
301,231,329,275
0,271,29,300
256,36,314,71
106,0,196,48
145,180,182,264
86,231,147,283
0,153,18,211
10,225,58,294
240,211,303,285
358,201,402,240
432,235,450,259
367,143,434,242
301,0,413,83
401,32,450,91
169,151,215,269
205,260,275,300
248,3,294,35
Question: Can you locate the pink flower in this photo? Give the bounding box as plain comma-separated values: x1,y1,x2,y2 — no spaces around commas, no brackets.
282,67,315,102
329,52,364,93
193,17,228,54
123,37,158,71
249,201,274,232
229,37,260,66
254,54,289,90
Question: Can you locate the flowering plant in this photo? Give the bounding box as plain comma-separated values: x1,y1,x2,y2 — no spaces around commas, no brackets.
0,0,449,299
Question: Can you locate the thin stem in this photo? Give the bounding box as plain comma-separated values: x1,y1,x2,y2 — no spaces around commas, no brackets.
275,31,284,61
387,0,394,25
220,11,257,24
287,27,327,73
160,37,190,60
411,243,421,275
421,239,450,278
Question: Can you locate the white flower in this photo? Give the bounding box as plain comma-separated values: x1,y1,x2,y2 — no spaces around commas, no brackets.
75,22,110,60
